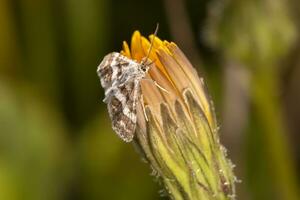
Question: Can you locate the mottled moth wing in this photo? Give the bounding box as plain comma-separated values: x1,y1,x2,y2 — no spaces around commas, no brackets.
97,52,143,142
97,52,134,89
106,80,139,142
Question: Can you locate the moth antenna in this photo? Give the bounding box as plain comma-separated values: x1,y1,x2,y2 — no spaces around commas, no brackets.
142,23,159,65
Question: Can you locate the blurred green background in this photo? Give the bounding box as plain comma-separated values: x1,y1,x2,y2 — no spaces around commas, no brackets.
1,0,300,199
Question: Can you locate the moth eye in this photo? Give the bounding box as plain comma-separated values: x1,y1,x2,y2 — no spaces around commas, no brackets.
141,65,147,72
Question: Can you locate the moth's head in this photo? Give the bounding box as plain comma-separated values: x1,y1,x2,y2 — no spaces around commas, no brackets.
141,64,148,72
140,58,153,73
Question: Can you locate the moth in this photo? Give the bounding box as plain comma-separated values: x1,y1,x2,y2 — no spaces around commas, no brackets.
97,25,162,142
97,52,150,142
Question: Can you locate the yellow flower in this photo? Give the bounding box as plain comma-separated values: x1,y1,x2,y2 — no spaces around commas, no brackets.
121,31,236,200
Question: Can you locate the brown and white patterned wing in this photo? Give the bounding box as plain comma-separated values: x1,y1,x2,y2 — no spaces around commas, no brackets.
106,79,140,142
97,52,134,89
97,52,118,89
97,52,144,142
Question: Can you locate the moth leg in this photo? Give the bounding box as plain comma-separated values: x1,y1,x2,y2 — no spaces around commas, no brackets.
140,94,148,121
103,87,115,103
153,81,170,94
142,79,170,94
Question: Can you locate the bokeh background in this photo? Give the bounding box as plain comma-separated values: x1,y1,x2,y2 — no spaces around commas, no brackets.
1,0,300,199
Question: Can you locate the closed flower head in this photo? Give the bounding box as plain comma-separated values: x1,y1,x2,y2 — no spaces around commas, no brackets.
119,30,237,200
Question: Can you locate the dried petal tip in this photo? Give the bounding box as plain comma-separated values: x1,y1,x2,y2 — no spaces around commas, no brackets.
124,30,237,200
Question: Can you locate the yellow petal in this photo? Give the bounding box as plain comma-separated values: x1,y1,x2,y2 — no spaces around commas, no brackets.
121,41,131,58
131,31,145,62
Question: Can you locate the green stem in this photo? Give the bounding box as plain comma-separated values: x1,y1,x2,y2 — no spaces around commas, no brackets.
252,68,300,200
